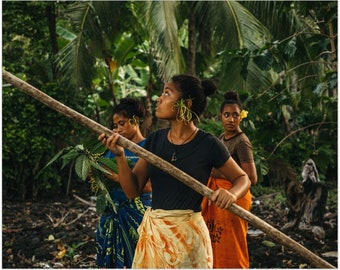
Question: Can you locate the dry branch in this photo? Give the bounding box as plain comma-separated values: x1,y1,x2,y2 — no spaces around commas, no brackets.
64,208,92,226
2,69,335,269
46,211,70,228
73,194,96,207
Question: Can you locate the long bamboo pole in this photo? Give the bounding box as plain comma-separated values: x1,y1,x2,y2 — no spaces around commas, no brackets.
2,69,335,269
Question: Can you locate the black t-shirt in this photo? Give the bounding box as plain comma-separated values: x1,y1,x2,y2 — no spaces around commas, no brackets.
145,128,230,212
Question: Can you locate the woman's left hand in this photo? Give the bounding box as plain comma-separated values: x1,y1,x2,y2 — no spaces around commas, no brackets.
210,188,237,209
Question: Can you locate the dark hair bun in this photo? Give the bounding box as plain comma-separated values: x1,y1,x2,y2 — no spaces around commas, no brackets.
224,90,240,102
120,98,136,107
116,98,145,118
201,79,217,97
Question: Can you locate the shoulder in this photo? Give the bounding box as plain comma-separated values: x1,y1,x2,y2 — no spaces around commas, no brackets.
238,133,252,145
147,128,168,141
145,128,169,148
196,130,230,166
137,138,147,147
197,129,220,141
197,129,226,149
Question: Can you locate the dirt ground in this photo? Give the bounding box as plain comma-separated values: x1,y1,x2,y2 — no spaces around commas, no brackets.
2,182,338,269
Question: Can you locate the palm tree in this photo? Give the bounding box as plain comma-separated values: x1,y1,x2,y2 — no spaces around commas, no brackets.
140,1,275,91
56,1,278,92
56,2,156,126
242,1,337,94
55,1,336,131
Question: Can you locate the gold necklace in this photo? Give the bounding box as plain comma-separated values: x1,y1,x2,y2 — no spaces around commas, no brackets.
169,128,198,162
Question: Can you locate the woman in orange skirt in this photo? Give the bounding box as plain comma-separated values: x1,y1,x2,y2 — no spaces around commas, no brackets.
202,90,257,268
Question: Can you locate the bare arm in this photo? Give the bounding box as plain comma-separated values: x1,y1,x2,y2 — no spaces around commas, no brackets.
98,132,149,198
115,156,149,198
240,162,258,186
210,157,251,209
210,167,225,178
211,161,257,186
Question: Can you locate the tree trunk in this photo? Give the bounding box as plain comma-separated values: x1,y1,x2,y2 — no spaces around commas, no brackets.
141,78,155,136
282,159,328,241
45,2,58,79
187,2,196,75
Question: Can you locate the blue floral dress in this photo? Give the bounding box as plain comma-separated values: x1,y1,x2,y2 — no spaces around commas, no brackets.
96,140,152,268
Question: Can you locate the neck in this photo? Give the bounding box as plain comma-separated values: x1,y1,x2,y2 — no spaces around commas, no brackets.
170,121,196,137
168,122,197,144
131,131,145,144
224,128,242,139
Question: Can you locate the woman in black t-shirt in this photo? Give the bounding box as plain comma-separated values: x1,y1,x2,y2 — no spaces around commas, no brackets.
99,74,251,268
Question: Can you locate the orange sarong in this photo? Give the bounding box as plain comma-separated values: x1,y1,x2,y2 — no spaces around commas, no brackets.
132,208,213,268
201,177,252,268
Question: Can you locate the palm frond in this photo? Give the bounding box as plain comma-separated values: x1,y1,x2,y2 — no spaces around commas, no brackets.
91,1,127,41
242,1,310,39
196,1,275,91
56,2,128,90
55,2,96,90
143,1,185,80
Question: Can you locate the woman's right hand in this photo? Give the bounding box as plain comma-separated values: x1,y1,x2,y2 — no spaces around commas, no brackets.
210,188,237,210
98,132,124,157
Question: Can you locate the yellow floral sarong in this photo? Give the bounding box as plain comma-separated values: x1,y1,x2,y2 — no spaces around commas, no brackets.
132,208,213,268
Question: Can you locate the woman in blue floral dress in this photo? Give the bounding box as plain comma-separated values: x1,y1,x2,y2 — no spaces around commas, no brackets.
96,98,152,268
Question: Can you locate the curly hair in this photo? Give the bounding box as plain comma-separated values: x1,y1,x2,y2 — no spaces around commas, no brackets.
170,74,217,117
219,90,243,113
109,98,145,128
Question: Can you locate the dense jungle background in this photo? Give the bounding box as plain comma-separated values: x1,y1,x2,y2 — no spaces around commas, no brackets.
2,1,337,268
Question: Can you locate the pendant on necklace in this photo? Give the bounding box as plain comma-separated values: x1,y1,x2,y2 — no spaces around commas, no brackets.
171,152,177,162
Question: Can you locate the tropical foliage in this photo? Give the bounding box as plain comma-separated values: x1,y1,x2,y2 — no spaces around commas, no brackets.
40,140,120,214
2,1,337,200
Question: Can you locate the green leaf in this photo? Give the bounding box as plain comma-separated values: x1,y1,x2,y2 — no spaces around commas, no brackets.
56,25,77,41
283,37,296,58
36,147,75,179
98,157,118,173
253,50,273,71
83,140,107,154
262,240,275,247
259,162,269,176
89,160,112,175
94,174,117,213
75,155,90,180
40,147,73,171
61,148,82,163
96,193,107,214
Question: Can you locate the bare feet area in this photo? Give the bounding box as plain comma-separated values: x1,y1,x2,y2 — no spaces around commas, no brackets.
2,182,337,268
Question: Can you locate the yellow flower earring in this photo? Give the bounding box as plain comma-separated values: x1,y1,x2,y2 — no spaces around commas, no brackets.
240,110,248,119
